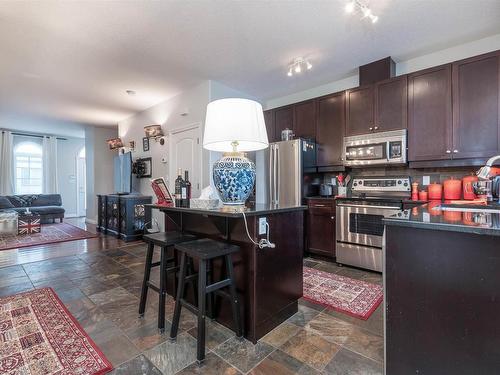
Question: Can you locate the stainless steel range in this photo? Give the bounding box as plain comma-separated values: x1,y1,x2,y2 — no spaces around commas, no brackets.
336,176,411,272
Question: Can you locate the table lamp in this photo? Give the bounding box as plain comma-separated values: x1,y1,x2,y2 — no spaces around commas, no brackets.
203,98,269,205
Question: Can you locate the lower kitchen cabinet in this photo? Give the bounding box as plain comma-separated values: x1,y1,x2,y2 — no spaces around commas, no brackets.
307,199,336,258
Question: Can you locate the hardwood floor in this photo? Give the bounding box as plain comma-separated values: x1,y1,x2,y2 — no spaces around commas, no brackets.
0,219,384,374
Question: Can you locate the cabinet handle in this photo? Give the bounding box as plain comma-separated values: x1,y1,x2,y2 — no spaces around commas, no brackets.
331,216,335,220
313,204,327,207
446,150,451,154
369,127,374,131
374,126,379,130
453,149,459,153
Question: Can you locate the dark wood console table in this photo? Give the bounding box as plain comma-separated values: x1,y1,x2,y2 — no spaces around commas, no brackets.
97,194,152,241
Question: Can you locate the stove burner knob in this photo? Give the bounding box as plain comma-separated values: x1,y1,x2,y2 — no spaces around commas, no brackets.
358,181,363,185
397,180,402,184
353,182,358,186
403,182,408,187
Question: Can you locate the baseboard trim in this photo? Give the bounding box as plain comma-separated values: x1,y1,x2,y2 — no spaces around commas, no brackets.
85,218,97,224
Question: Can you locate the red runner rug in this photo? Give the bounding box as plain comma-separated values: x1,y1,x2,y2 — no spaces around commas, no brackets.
303,266,383,320
0,223,97,251
0,287,112,374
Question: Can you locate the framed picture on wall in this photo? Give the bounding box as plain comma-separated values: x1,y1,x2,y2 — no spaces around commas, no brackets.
142,137,150,152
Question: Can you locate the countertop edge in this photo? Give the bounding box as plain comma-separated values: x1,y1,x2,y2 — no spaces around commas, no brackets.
145,204,307,217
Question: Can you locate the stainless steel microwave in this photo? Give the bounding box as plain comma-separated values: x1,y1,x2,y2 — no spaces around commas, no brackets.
343,129,407,167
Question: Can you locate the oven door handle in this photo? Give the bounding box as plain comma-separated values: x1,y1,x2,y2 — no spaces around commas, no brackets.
336,203,401,210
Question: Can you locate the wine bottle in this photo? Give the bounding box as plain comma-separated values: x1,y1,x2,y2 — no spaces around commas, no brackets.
184,170,191,208
175,168,183,207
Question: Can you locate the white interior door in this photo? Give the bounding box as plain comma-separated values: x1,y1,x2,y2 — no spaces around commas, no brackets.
76,155,86,217
169,124,202,198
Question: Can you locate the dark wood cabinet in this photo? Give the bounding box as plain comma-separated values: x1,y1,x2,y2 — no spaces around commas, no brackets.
346,85,375,136
346,76,407,136
452,51,500,159
317,92,345,166
274,106,294,140
375,76,407,132
263,109,276,142
294,99,316,139
307,199,335,258
408,64,453,161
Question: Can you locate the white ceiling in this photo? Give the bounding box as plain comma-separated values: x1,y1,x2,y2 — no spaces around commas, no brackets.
0,0,499,126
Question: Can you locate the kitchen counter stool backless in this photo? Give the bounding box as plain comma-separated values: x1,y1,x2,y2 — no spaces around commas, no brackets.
140,231,197,332
170,238,243,363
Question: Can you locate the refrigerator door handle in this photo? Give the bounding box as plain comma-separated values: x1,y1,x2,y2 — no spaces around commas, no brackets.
269,144,275,204
276,144,280,205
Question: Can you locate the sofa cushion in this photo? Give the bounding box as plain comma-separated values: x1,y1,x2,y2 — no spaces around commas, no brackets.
7,195,39,207
31,194,62,207
0,197,15,209
10,206,65,215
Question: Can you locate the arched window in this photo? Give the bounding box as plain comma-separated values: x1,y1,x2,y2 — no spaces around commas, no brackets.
14,141,43,194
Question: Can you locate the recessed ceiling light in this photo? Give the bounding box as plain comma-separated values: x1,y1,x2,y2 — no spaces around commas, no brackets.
126,90,136,96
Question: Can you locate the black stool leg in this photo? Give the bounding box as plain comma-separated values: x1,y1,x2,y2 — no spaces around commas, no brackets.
197,258,207,363
226,255,243,337
170,252,187,340
158,245,167,332
206,260,214,320
139,242,154,317
187,257,198,308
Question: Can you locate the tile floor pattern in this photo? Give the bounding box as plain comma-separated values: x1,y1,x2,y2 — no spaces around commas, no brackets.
0,243,383,374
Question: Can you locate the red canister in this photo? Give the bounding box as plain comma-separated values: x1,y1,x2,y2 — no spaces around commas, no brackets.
443,178,462,200
428,183,443,200
462,175,478,200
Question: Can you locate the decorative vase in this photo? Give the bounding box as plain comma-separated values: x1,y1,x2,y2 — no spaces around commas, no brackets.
212,153,256,205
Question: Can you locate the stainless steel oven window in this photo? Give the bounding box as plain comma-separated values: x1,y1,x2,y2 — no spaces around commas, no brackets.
349,212,385,237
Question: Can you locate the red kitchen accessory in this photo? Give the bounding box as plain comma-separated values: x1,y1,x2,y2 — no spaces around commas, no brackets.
463,175,478,200
443,178,462,200
418,190,428,201
337,174,345,186
428,183,443,200
411,182,419,201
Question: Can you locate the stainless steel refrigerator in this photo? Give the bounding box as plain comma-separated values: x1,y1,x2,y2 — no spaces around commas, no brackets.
255,138,316,206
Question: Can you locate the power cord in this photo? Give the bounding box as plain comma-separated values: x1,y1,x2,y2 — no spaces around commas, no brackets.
241,211,276,249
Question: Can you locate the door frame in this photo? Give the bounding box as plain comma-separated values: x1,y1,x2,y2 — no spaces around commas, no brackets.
75,148,86,218
168,123,203,194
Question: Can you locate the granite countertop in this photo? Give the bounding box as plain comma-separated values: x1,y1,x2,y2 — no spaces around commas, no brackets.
146,203,307,217
384,202,500,236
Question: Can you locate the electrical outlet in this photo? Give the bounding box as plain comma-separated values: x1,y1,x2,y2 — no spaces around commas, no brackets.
423,176,430,185
258,217,267,235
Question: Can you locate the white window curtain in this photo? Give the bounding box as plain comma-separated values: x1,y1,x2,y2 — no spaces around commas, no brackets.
0,131,14,195
42,136,58,193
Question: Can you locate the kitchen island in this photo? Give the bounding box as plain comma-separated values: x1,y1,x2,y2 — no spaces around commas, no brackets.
146,203,307,343
384,203,500,374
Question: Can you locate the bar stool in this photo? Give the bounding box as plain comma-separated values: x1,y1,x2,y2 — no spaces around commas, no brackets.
139,231,197,332
170,238,243,363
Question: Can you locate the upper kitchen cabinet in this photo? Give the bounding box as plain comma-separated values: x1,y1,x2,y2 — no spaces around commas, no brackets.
317,92,345,166
374,76,407,132
294,99,317,139
346,85,374,136
408,64,453,161
346,76,407,136
274,106,294,141
452,51,500,159
263,109,276,143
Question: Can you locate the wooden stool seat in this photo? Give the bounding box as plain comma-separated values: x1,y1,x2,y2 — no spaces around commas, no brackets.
170,238,243,364
139,231,197,332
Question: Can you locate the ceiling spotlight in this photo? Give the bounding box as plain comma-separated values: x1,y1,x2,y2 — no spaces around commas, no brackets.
345,1,379,23
286,57,313,77
126,90,136,96
345,1,355,13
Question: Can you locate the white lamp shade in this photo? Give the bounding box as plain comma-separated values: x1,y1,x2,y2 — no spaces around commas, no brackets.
203,98,269,152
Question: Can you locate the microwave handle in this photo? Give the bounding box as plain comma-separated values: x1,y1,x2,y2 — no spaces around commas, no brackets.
386,142,390,161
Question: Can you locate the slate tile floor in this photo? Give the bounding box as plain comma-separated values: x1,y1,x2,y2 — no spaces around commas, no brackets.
0,241,383,374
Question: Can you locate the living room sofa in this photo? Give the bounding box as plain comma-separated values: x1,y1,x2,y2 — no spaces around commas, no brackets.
0,194,65,224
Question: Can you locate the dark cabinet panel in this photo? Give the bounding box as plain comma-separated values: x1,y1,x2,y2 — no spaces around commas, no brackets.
274,106,294,140
375,76,407,132
263,109,276,142
452,51,500,159
294,100,316,139
408,64,453,161
317,92,345,166
307,200,335,258
346,86,375,136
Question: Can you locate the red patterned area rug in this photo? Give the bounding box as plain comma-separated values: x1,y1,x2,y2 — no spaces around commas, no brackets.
0,288,112,374
303,266,383,320
0,223,97,251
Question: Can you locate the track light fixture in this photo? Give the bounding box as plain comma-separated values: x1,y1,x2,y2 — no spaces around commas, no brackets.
345,1,379,23
287,57,312,77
